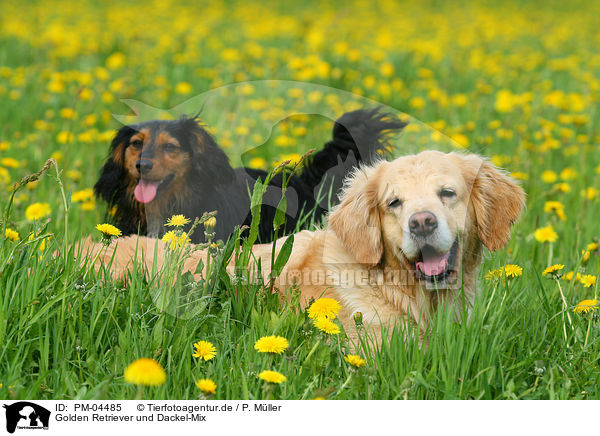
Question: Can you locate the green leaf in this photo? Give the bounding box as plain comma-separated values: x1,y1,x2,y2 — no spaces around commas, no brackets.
151,317,165,350
271,234,294,278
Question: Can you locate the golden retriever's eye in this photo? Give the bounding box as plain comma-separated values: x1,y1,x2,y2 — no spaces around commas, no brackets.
388,198,402,208
130,139,143,149
164,143,179,153
439,188,456,199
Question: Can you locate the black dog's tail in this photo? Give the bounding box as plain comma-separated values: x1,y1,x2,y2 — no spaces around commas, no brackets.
300,108,406,193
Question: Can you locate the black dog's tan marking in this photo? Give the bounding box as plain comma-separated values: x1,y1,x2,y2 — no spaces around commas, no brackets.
94,110,406,243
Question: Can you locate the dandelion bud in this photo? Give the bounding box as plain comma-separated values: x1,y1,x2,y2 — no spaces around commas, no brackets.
353,311,363,327
204,217,217,230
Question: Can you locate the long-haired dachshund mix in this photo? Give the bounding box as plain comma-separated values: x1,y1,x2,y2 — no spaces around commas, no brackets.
94,109,405,243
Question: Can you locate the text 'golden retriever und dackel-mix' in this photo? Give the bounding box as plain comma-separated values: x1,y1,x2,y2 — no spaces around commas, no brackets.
82,151,525,344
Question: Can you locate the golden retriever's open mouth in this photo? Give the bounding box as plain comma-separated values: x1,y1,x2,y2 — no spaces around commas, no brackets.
134,174,175,203
414,239,459,283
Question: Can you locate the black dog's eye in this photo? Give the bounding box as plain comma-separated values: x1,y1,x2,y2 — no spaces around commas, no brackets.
164,143,179,153
388,198,402,208
130,139,143,149
439,188,456,199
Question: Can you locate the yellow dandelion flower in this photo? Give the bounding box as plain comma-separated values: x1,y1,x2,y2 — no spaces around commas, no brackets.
123,358,166,386
81,200,96,211
51,151,63,164
235,125,249,136
56,131,74,144
573,299,599,314
541,170,557,184
534,225,558,243
276,153,302,166
495,89,515,113
0,167,9,184
307,298,341,320
542,264,565,276
0,157,20,168
25,202,51,221
380,62,395,77
409,96,426,110
254,335,289,354
563,271,581,282
248,157,267,169
313,317,341,335
582,250,590,262
5,228,19,241
292,126,307,137
258,370,287,384
192,341,216,361
544,201,566,221
59,108,76,119
95,223,122,238
560,167,577,181
484,268,503,281
175,82,192,95
503,264,523,278
71,188,94,203
581,187,599,201
162,231,190,249
165,214,190,227
344,354,366,368
195,378,217,395
66,170,82,182
106,52,126,70
587,242,598,252
162,231,177,244
510,172,528,181
451,134,470,149
580,275,597,288
553,182,571,193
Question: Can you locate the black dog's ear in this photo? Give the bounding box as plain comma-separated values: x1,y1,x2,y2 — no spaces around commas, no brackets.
94,125,136,203
178,117,235,185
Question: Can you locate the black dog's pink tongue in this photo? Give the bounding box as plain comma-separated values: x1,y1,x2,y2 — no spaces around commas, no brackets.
416,251,450,276
134,180,159,203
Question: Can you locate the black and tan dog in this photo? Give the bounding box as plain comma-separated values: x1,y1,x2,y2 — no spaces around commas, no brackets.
94,109,405,243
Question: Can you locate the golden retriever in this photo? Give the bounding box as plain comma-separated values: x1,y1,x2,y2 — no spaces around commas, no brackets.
82,151,524,344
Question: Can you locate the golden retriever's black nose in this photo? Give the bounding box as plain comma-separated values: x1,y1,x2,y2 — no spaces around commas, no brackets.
409,211,438,236
136,159,153,172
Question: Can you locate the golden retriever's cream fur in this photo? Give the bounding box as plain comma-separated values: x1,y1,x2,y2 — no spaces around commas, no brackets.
81,151,525,344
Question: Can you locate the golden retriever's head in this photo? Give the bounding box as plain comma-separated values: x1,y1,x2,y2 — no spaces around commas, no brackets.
329,151,525,288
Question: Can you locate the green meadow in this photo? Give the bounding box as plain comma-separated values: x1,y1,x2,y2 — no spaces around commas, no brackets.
0,0,599,399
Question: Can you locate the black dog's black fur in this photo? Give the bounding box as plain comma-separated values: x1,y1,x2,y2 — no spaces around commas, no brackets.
94,109,405,243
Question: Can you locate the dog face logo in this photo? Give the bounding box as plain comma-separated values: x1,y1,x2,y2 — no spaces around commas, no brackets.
3,402,50,433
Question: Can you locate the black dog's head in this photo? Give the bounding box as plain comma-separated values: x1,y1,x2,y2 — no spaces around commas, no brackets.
94,116,235,232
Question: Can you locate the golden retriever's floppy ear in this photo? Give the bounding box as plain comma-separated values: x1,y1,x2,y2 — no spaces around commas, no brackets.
453,154,525,251
328,164,383,266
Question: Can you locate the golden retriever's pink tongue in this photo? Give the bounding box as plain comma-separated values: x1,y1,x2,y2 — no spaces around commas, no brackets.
417,252,449,276
134,180,159,203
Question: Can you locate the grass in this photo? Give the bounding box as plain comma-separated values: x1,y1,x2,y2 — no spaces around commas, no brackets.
0,0,599,399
